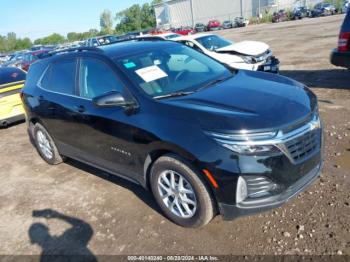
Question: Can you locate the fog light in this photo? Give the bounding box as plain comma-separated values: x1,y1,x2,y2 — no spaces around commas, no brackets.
236,176,248,204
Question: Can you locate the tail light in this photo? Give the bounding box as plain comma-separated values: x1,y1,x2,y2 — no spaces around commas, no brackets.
338,32,350,52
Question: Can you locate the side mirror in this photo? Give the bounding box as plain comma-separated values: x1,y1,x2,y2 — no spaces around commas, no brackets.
92,91,134,108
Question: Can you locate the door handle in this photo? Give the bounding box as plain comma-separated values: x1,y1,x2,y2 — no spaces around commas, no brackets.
73,105,85,113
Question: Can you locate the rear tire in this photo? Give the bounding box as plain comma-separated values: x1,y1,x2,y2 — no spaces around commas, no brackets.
150,154,215,228
33,123,64,165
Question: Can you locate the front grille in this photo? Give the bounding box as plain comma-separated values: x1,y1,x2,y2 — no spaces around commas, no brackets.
284,129,320,164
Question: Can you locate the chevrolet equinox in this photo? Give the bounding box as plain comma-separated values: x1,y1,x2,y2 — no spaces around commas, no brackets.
22,41,323,227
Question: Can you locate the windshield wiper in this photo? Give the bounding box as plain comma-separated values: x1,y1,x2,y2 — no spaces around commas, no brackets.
197,74,234,92
154,91,195,100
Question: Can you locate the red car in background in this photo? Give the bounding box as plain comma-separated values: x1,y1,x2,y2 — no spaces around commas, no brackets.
171,26,195,35
207,19,223,31
20,50,50,71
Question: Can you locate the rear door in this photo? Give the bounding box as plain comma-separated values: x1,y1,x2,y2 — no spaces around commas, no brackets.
36,57,80,144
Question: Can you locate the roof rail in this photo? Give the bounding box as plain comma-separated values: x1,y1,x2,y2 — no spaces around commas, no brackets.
115,36,166,44
41,47,103,59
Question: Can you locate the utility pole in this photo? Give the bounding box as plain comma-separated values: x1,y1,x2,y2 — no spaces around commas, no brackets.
190,0,195,28
240,0,243,17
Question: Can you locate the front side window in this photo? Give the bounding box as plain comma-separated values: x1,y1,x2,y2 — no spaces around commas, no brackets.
196,35,232,51
40,59,76,95
78,58,123,99
114,44,232,98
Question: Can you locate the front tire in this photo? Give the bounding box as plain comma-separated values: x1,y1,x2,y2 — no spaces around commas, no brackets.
33,123,64,165
150,154,215,228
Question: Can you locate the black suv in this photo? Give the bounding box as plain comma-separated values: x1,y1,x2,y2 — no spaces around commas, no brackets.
331,9,350,69
22,41,323,228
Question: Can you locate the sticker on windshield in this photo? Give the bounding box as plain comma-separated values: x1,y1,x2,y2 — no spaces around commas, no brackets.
124,62,136,69
135,65,168,83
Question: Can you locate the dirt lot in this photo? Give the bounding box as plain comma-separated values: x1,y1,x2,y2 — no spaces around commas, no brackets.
0,15,349,257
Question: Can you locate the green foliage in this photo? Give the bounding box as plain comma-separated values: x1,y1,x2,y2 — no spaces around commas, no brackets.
285,9,293,20
249,13,273,24
100,9,114,34
115,2,157,34
34,33,65,45
67,32,80,42
1,0,158,52
66,29,100,42
0,32,32,53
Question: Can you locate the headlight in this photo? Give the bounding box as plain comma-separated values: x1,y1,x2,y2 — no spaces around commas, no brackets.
242,56,254,64
222,144,276,154
205,130,280,155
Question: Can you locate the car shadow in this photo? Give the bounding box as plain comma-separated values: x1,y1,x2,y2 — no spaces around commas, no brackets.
65,158,162,216
29,209,97,262
280,69,350,90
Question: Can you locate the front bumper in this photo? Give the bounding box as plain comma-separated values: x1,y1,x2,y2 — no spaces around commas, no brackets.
257,56,280,73
330,49,350,69
219,162,322,220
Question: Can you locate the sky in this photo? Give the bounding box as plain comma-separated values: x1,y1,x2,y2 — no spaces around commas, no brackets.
0,0,150,40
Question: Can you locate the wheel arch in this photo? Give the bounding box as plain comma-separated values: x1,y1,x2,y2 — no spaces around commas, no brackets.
143,142,218,205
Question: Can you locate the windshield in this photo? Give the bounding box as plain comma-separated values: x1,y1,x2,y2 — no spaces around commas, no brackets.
165,34,181,40
196,35,232,51
114,44,232,98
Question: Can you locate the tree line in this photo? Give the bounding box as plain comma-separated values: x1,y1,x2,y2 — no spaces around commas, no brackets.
0,0,162,53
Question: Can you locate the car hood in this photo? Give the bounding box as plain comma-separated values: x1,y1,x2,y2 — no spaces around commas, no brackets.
216,41,269,56
163,70,317,132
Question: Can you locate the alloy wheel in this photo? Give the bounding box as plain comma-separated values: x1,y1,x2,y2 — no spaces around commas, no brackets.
157,170,197,218
36,130,53,159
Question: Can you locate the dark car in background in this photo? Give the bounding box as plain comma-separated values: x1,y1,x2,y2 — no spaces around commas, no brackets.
22,41,323,228
194,23,207,32
0,51,26,68
207,19,222,31
272,10,289,23
20,50,50,71
292,6,311,19
234,17,249,27
331,8,350,69
85,35,120,47
312,3,336,17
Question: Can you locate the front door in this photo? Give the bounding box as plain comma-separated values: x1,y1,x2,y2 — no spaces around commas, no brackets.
65,57,141,181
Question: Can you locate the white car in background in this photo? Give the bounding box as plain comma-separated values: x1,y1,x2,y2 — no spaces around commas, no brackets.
141,32,182,40
175,34,279,73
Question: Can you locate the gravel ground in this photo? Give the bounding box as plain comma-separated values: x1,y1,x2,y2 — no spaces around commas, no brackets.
0,15,349,257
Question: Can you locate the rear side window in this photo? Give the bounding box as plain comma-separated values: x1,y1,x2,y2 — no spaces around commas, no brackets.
40,59,76,95
0,68,26,86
